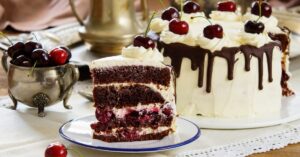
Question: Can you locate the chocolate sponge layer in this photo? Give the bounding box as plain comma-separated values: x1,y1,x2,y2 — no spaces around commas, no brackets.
91,66,171,86
93,84,165,108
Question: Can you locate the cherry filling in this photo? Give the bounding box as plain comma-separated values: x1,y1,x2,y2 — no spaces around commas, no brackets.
95,107,115,124
91,105,174,131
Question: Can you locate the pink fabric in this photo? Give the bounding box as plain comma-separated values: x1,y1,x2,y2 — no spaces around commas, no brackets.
0,0,90,31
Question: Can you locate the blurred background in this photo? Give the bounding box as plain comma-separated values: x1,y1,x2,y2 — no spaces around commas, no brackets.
0,0,299,30
0,0,299,56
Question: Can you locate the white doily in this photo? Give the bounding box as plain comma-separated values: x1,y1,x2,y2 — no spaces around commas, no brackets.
177,124,300,157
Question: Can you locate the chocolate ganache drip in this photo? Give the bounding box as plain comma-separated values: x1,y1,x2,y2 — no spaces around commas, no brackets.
158,42,281,93
269,29,295,96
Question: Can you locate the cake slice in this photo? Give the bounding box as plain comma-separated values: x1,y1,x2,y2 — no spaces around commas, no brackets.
89,44,176,142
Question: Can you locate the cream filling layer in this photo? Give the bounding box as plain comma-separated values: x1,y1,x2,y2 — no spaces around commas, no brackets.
110,102,177,119
94,126,172,136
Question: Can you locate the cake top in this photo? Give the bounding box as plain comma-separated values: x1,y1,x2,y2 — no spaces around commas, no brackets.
151,0,281,49
90,45,165,69
122,45,163,62
90,48,165,69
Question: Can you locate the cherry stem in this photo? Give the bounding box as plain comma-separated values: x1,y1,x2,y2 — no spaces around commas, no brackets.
256,0,262,22
28,61,37,77
0,32,13,46
191,16,212,25
144,11,157,37
67,147,84,157
158,0,165,8
31,33,38,41
180,0,183,20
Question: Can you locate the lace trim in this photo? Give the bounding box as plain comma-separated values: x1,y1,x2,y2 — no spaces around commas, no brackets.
177,124,300,157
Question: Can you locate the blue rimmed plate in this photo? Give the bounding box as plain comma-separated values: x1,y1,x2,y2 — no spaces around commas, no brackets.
59,116,200,153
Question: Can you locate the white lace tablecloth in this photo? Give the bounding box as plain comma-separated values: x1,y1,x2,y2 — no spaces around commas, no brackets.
0,70,299,157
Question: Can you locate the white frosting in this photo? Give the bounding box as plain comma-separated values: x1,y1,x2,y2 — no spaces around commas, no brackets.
181,12,206,23
149,12,206,33
94,126,172,136
153,10,284,118
122,45,164,62
240,31,273,48
242,13,282,34
160,30,197,46
164,46,282,118
197,35,240,52
90,56,166,69
150,18,169,33
210,11,242,22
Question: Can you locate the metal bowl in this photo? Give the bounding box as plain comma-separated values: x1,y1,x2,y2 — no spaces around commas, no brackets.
1,51,79,117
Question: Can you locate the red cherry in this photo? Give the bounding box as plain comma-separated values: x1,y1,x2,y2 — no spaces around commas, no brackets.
7,42,25,59
151,107,159,113
217,1,237,12
133,35,155,49
169,19,189,35
59,46,72,61
251,1,272,18
24,41,42,57
183,1,201,14
162,107,172,117
161,7,180,21
49,48,68,65
203,24,223,39
45,142,67,157
95,108,114,124
31,49,50,67
244,20,265,34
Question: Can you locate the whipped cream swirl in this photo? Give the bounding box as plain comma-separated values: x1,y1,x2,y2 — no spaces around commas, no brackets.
240,32,273,48
182,12,206,23
197,35,240,52
242,13,282,34
160,30,197,46
150,18,169,33
210,11,242,22
122,45,164,62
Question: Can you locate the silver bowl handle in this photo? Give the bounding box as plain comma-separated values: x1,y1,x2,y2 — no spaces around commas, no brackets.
1,51,8,73
60,63,80,99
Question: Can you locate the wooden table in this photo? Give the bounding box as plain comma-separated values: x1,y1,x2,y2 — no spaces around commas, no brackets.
1,51,300,157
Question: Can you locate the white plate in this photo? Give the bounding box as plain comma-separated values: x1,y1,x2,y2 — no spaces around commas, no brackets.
59,116,200,153
186,93,300,129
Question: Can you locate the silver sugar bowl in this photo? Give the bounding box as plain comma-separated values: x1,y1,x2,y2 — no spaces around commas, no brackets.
1,51,79,117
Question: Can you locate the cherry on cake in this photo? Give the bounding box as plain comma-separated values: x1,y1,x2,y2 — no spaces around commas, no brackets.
89,37,176,142
150,0,294,118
